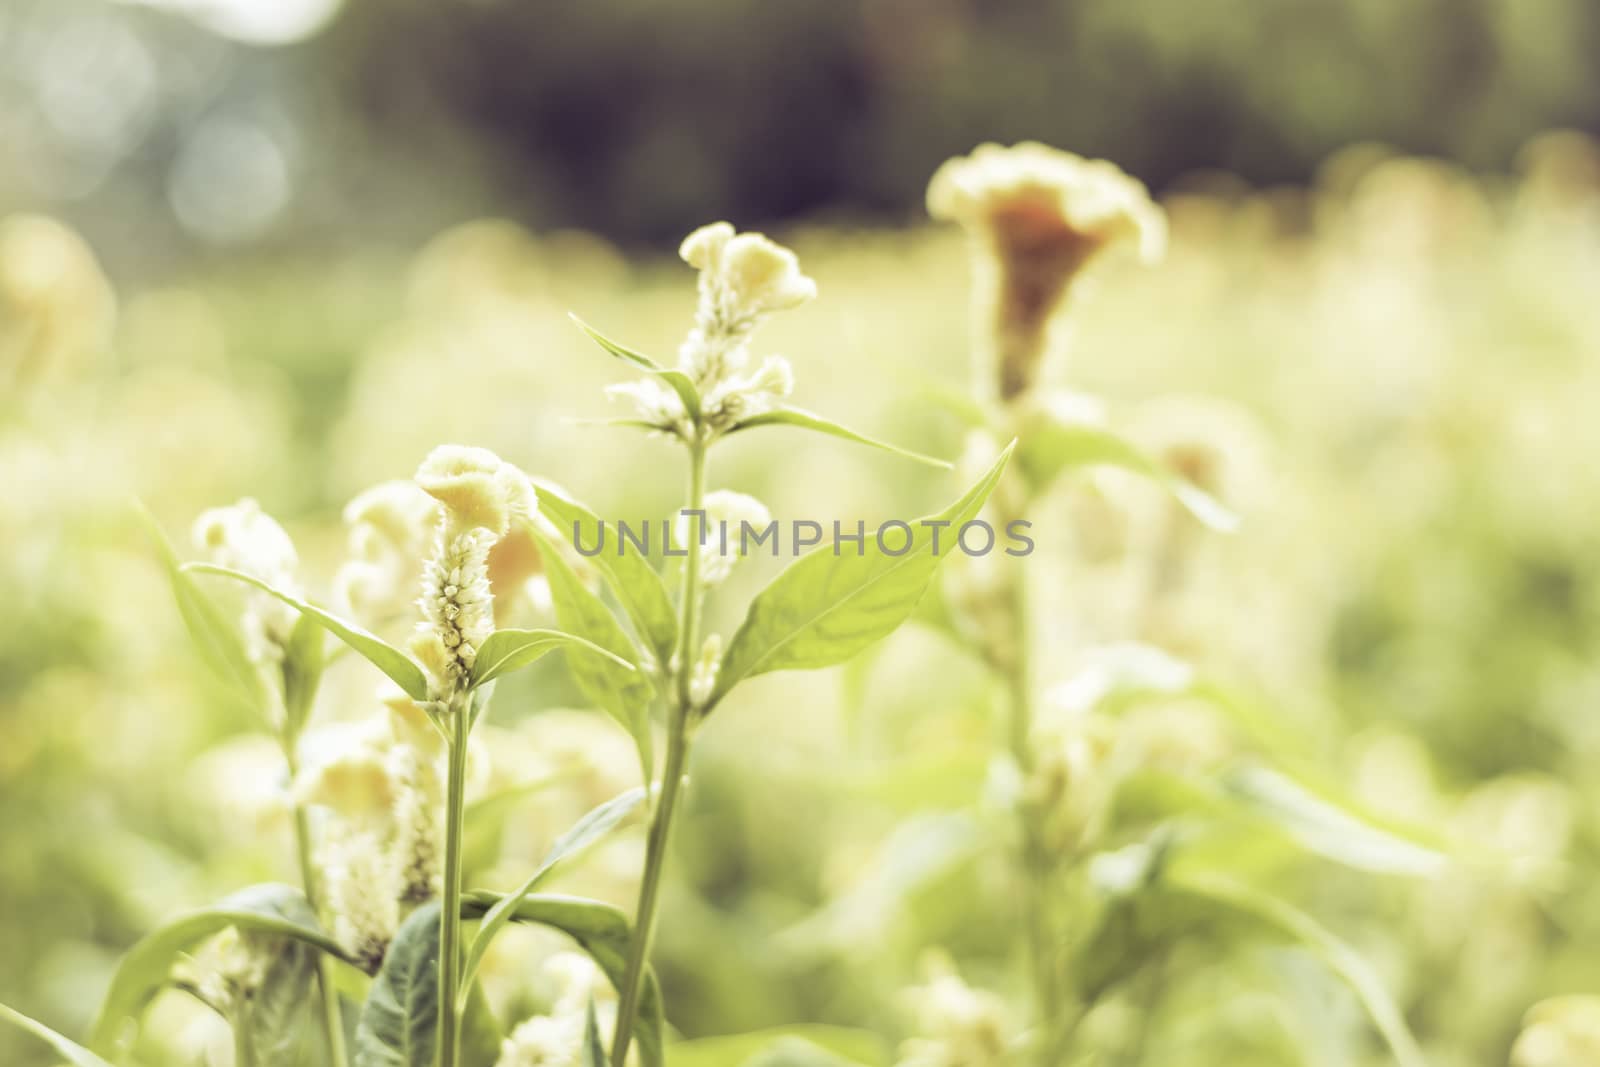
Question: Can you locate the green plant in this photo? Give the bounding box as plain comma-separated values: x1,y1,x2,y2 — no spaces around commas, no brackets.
0,221,1010,1067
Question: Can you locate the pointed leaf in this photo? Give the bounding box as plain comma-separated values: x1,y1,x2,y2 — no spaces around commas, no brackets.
471,628,636,689
1222,765,1447,878
0,1003,116,1067
237,935,318,1066
1018,421,1238,532
186,562,429,702
729,406,952,469
459,786,647,1001
531,530,655,776
571,313,701,418
534,488,678,663
281,611,327,738
353,903,439,1067
460,892,665,1067
92,884,349,1056
1166,871,1428,1067
711,443,1015,707
138,503,267,711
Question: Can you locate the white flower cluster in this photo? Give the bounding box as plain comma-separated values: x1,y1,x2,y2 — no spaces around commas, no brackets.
295,687,452,970
494,953,620,1067
192,498,302,673
1514,996,1600,1067
893,955,1012,1067
408,445,536,699
674,488,772,586
610,221,814,437
335,480,440,626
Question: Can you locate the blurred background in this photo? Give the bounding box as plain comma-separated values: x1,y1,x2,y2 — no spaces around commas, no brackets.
5,1,1600,1065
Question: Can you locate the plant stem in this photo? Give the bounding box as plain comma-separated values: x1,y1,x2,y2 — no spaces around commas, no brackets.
611,436,708,1067
285,744,350,1067
1002,518,1061,1062
437,701,471,1067
233,997,258,1067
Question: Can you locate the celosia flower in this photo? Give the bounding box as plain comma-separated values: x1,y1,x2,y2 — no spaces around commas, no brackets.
321,825,400,974
928,142,1165,401
335,480,439,625
610,222,813,437
675,489,772,586
494,952,618,1067
409,445,535,697
415,444,535,539
192,498,302,664
688,632,722,708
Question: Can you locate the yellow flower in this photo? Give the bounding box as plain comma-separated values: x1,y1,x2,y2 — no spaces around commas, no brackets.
928,142,1165,401
415,444,535,538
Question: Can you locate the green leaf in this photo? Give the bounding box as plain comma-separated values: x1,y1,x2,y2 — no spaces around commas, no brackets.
281,611,327,738
531,529,655,776
570,313,701,419
0,1002,116,1067
1165,871,1428,1067
353,903,439,1067
533,488,678,663
728,406,951,469
1017,421,1238,532
460,892,665,1067
92,883,349,1057
711,442,1015,707
670,1026,888,1067
138,502,267,712
582,999,606,1067
459,786,647,1002
186,562,430,702
1221,765,1447,878
470,628,637,689
236,935,318,1066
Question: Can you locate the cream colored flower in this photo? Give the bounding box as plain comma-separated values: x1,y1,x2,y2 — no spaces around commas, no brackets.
700,354,794,434
322,825,401,974
1513,996,1600,1067
605,378,688,436
678,222,814,390
192,498,302,664
676,489,772,586
928,142,1165,400
415,444,536,539
688,632,723,708
495,952,619,1067
894,953,1012,1067
336,480,440,625
410,446,533,697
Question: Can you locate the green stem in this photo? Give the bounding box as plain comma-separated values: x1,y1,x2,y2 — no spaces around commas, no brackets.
437,702,471,1067
285,744,350,1067
611,436,708,1067
233,996,258,1067
1001,516,1061,1062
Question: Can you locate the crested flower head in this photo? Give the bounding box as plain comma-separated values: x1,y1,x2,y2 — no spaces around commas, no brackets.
411,446,533,697
928,142,1165,401
415,445,535,539
676,222,814,390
